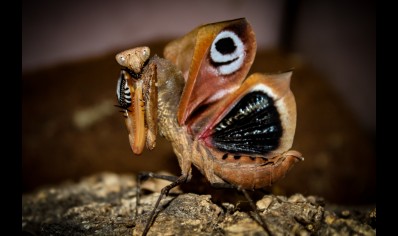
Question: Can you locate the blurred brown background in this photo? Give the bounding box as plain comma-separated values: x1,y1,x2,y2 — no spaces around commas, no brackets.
22,0,375,205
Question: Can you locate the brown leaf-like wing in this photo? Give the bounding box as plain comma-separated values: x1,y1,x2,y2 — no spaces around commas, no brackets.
164,18,256,127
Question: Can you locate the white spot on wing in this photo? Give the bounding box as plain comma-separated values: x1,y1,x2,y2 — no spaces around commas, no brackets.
207,85,239,103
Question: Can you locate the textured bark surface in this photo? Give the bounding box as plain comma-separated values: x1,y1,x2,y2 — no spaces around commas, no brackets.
22,172,376,236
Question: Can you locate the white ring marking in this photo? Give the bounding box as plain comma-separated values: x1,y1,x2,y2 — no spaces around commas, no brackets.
210,31,245,75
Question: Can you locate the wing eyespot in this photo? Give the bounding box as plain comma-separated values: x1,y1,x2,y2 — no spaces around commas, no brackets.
210,30,245,75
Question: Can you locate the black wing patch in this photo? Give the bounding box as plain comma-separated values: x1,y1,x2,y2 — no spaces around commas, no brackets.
211,91,282,155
